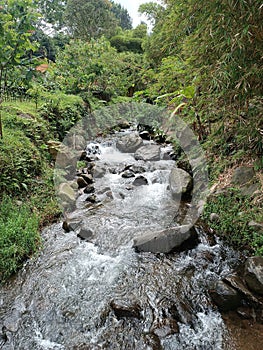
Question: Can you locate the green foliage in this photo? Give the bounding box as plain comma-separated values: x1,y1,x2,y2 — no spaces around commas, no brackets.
0,129,43,194
203,189,263,255
39,92,86,140
64,0,118,40
110,35,143,53
0,195,40,282
110,1,132,30
0,0,39,90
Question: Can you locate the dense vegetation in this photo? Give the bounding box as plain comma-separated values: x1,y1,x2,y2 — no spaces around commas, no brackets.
0,0,262,281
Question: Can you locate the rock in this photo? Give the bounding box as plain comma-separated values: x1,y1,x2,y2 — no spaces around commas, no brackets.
93,164,107,178
85,195,96,204
176,159,192,175
62,219,82,232
210,213,220,222
116,133,143,153
80,173,93,184
139,130,151,140
110,300,141,319
58,182,76,203
133,175,148,186
77,227,94,241
133,225,198,254
231,166,256,185
144,333,161,350
231,166,260,196
84,185,95,194
169,167,193,198
244,257,263,295
134,145,161,161
117,120,131,129
77,177,88,189
210,280,242,311
121,170,135,178
152,318,179,338
223,274,260,304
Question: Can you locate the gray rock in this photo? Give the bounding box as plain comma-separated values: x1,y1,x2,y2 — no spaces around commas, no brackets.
210,213,220,222
231,166,256,185
116,133,143,153
58,182,76,203
231,166,260,196
134,144,161,161
169,167,193,198
78,227,94,241
93,164,107,178
121,170,135,178
210,280,242,311
244,257,263,295
133,175,148,186
133,225,197,253
84,185,95,194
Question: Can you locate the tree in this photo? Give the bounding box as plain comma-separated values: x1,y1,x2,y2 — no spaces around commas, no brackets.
110,1,132,30
64,0,118,40
0,0,39,138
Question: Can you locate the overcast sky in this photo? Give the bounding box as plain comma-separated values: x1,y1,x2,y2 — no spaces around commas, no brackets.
114,0,160,27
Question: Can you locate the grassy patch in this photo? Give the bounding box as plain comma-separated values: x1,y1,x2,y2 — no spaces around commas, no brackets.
202,188,263,256
0,195,40,282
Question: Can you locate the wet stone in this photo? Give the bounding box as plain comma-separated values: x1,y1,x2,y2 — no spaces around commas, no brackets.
85,195,96,203
62,219,82,232
77,227,94,241
133,175,148,186
83,185,95,194
121,170,135,178
77,176,88,189
210,280,242,311
110,300,141,319
80,173,93,184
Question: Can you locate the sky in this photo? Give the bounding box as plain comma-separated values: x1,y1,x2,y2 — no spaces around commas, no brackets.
114,0,160,28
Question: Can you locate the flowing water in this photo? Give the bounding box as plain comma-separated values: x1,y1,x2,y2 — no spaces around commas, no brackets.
0,131,240,350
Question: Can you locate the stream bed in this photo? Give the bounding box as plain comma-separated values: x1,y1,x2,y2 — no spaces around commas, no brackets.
0,130,241,350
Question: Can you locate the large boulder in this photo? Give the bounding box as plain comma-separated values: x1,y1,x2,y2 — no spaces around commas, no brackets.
58,182,76,203
133,225,197,253
244,257,263,295
210,280,242,311
169,167,193,198
134,144,161,161
116,133,143,153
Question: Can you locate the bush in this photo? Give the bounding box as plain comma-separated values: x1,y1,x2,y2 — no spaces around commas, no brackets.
0,129,43,194
0,195,40,282
40,92,87,140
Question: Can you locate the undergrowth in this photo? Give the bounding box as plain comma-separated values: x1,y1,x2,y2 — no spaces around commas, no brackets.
203,188,263,256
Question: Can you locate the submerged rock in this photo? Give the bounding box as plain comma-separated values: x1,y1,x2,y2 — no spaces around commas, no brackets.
133,225,198,253
244,257,263,295
77,227,94,241
116,133,143,153
134,144,161,161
